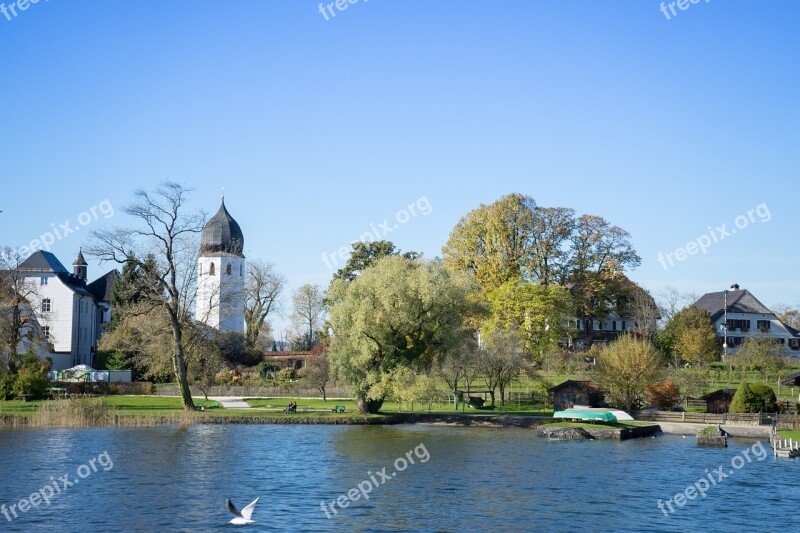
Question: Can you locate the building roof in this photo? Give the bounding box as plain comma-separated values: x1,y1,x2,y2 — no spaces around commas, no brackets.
548,380,603,394
18,250,69,274
200,199,244,257
694,289,773,322
73,249,87,266
700,388,737,400
17,251,94,296
87,269,120,303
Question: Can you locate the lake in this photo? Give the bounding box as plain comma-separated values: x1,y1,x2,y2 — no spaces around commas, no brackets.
0,424,797,532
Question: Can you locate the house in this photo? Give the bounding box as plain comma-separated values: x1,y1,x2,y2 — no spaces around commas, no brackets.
548,380,605,411
15,250,117,370
701,388,737,414
264,345,327,370
694,286,800,358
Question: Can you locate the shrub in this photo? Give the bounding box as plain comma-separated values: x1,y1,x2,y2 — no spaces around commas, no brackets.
277,367,297,381
729,382,778,413
257,361,280,380
646,380,682,411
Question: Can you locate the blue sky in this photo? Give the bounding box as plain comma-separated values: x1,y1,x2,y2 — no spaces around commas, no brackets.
1,1,798,336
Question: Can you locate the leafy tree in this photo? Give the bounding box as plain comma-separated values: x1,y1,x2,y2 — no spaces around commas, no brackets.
595,335,662,411
485,279,574,364
566,215,641,344
774,305,800,330
6,350,51,399
735,337,785,383
327,256,484,413
333,240,419,282
301,355,331,401
729,382,778,413
659,306,719,367
442,193,538,294
646,380,682,410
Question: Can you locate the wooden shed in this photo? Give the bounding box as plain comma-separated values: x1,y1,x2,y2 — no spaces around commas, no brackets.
701,389,737,414
548,380,605,412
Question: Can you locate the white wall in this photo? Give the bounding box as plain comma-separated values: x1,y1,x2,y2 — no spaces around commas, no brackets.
196,255,245,333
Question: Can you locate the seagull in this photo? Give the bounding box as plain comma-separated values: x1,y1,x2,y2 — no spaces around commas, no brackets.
227,497,259,525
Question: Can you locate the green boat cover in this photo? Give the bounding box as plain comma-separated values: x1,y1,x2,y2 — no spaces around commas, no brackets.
553,409,617,422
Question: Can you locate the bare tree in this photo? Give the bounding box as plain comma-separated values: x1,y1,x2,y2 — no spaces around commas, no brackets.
0,248,48,367
290,284,325,351
477,329,526,407
433,335,479,410
244,260,285,349
658,286,696,325
301,354,330,401
87,182,205,410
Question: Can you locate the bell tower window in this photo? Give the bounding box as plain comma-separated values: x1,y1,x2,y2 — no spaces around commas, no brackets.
210,263,216,276
226,263,232,275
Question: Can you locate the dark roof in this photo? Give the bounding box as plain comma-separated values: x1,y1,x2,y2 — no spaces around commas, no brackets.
781,371,800,386
694,289,773,322
548,380,603,394
700,389,737,400
200,199,244,257
18,250,69,273
73,250,87,266
87,269,120,303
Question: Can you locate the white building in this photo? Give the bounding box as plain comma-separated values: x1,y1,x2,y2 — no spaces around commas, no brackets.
694,286,800,357
17,250,118,370
196,199,245,332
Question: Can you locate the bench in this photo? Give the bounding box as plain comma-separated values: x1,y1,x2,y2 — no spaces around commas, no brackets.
332,405,346,413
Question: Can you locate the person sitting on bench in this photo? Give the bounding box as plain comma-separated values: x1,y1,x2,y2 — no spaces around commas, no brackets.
283,402,297,413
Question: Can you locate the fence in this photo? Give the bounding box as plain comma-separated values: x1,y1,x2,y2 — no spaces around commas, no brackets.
632,410,800,429
152,384,354,398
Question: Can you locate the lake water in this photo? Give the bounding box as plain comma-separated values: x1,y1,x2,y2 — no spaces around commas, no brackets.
0,424,797,532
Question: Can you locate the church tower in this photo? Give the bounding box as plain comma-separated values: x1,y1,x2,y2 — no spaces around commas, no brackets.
196,198,245,332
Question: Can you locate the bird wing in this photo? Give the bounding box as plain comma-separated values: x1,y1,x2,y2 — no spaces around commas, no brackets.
227,499,243,518
240,497,259,520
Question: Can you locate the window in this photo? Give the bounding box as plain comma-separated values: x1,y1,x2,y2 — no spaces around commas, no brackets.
776,338,785,345
621,321,626,331
226,263,232,275
240,264,243,276
42,326,50,339
40,276,48,286
727,319,751,332
199,263,202,275
757,320,771,333
789,339,800,351
42,298,51,312
612,321,617,331
210,263,216,276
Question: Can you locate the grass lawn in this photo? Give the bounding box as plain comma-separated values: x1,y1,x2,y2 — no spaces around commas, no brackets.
778,430,800,440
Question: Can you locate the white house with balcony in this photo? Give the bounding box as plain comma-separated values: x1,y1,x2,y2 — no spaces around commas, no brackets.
694,286,800,357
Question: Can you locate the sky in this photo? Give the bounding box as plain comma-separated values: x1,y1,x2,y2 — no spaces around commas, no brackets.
1,1,798,336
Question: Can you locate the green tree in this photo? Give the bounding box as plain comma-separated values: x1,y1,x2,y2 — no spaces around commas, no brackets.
735,337,785,383
442,193,538,294
566,215,641,344
333,240,419,282
484,279,574,364
327,256,484,413
729,382,778,413
595,335,662,411
659,306,719,367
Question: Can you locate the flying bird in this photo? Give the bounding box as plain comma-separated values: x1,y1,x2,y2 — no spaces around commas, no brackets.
227,497,259,525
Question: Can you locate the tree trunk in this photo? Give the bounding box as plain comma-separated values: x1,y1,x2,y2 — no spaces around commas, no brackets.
357,396,384,414
168,311,195,410
322,387,327,402
488,389,496,407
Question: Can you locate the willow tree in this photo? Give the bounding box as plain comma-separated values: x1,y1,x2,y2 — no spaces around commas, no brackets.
327,255,484,414
87,182,205,410
596,335,662,411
